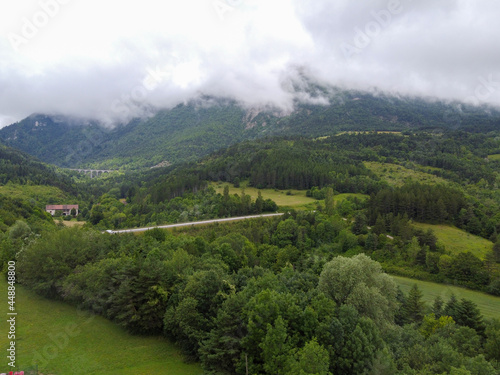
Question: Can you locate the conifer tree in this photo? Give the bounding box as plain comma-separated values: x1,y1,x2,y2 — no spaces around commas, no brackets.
324,187,334,216
403,284,426,323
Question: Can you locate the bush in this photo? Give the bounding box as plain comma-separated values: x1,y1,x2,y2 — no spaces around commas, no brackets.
487,279,500,296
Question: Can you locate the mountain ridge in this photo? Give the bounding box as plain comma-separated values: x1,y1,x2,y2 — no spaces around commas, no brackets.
1,89,499,170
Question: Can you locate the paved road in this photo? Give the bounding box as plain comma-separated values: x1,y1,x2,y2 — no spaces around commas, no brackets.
105,213,284,234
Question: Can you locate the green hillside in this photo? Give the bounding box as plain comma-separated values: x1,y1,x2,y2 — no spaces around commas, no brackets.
393,275,500,319
0,278,202,375
364,161,449,187
211,181,317,209
412,222,493,259
2,90,500,169
2,123,500,374
0,143,77,194
0,184,70,207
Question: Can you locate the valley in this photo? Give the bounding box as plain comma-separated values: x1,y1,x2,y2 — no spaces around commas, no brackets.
2,1,500,373
1,97,500,374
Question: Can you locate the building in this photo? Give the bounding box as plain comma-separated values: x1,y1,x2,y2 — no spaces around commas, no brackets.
45,205,79,216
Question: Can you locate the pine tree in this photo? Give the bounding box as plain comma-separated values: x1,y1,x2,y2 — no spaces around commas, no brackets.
352,212,367,235
260,316,291,375
394,287,407,326
255,191,264,214
455,298,485,336
493,239,500,263
324,187,334,216
373,215,386,235
484,251,498,276
443,294,459,319
403,284,426,323
364,232,378,252
435,198,447,223
432,296,444,318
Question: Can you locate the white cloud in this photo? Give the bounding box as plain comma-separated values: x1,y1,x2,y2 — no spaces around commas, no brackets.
0,0,499,128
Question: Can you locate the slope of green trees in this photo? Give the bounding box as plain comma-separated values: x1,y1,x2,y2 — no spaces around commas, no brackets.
3,127,500,373
0,143,77,193
7,212,500,374
2,91,500,169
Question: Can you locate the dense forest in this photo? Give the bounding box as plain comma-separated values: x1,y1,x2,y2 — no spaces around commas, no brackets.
2,126,500,374
0,143,77,194
6,213,500,374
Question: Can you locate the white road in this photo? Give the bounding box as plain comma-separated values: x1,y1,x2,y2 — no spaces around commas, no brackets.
105,213,284,234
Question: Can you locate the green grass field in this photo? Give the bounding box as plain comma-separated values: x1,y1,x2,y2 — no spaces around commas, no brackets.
487,154,500,161
211,181,317,209
412,222,493,259
364,161,448,187
392,275,500,319
0,279,202,375
212,182,368,211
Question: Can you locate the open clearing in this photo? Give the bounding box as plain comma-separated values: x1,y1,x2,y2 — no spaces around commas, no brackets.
412,222,493,259
392,275,500,320
53,218,86,227
0,279,202,375
364,161,448,187
333,193,368,204
211,181,317,208
487,154,500,161
212,182,368,210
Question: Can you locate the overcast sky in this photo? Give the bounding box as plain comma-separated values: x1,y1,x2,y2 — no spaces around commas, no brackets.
1,0,499,128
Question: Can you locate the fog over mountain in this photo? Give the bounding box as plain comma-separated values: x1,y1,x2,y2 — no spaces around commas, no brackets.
1,0,499,128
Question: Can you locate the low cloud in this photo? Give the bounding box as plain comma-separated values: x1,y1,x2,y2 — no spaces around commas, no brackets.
1,0,499,128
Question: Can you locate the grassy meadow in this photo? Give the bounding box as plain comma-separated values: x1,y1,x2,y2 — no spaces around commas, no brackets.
0,279,202,375
393,275,500,320
211,181,317,209
211,181,369,211
364,161,448,187
487,154,500,161
412,222,493,259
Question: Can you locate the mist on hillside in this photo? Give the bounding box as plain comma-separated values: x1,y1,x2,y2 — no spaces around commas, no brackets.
1,0,500,127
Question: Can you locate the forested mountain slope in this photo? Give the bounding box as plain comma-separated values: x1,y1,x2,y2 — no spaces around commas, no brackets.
2,90,499,169
0,142,77,194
